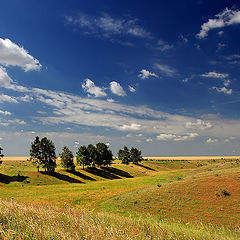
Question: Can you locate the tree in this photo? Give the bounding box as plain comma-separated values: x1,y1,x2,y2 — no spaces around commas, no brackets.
96,142,113,167
130,147,143,164
76,145,90,169
118,146,130,164
87,144,98,167
59,146,75,171
30,136,57,173
0,147,4,165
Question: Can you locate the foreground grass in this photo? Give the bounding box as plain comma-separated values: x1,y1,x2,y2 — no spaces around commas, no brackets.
0,199,239,240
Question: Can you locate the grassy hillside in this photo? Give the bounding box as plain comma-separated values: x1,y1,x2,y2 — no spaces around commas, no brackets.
0,158,240,239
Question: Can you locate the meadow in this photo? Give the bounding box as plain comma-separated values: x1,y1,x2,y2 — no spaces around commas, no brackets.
0,157,240,239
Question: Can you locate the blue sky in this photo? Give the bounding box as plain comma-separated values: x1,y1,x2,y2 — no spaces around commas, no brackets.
1,0,240,156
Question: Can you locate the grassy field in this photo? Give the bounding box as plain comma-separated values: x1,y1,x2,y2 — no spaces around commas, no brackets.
0,158,240,239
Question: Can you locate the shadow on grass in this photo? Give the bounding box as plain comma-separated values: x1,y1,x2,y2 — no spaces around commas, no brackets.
101,167,133,178
85,167,122,179
67,170,96,181
0,173,29,184
135,163,156,171
40,171,83,184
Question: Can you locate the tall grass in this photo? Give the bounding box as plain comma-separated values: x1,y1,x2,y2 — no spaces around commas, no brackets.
0,199,239,240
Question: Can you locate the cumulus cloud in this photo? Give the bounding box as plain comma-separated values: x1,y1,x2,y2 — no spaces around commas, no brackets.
185,119,212,130
110,81,126,96
155,63,176,77
128,85,136,92
138,69,158,79
82,78,107,97
66,14,151,39
201,71,229,78
206,138,218,143
197,8,240,39
157,133,199,141
0,38,41,71
212,86,232,95
157,40,173,52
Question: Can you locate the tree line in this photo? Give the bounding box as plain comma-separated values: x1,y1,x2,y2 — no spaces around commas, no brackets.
28,136,143,173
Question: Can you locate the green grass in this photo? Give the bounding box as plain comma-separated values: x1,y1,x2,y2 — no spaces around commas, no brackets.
0,158,240,239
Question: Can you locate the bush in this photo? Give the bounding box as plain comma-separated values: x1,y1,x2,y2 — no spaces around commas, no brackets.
221,189,231,197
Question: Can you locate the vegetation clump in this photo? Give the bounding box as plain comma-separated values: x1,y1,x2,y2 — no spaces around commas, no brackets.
59,146,75,171
76,143,113,169
118,146,143,165
30,136,57,173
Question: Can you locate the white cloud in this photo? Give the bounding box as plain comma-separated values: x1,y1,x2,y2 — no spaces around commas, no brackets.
201,71,229,78
110,81,126,96
3,76,240,140
197,8,240,39
136,133,143,137
157,133,176,141
185,119,212,130
118,123,141,131
218,30,224,36
157,133,199,141
182,78,189,83
206,138,218,143
157,40,173,52
0,38,41,71
107,98,115,103
66,14,151,39
179,34,188,43
0,118,26,126
0,110,11,115
146,138,153,142
212,86,232,95
155,63,176,77
223,80,231,87
138,69,158,79
0,66,29,92
217,43,227,51
18,95,34,102
223,54,240,60
0,94,18,103
128,85,136,92
174,133,199,141
82,78,107,97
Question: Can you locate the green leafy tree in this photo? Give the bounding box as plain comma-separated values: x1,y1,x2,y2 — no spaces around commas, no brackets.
96,142,113,167
87,144,98,167
118,146,130,164
76,145,90,169
59,146,75,171
0,147,4,165
130,147,143,164
30,136,57,173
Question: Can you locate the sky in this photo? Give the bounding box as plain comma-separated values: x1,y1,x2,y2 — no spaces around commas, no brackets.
1,0,240,156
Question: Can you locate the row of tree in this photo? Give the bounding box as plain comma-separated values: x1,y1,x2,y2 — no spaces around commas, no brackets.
29,136,143,174
0,147,3,165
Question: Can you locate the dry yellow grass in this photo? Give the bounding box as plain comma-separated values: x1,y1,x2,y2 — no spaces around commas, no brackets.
144,156,240,161
3,157,29,161
4,156,240,161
